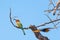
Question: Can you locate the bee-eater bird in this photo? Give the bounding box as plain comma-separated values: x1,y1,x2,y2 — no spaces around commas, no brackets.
15,19,26,35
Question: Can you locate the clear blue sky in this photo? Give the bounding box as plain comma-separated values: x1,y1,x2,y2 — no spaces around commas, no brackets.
0,0,60,40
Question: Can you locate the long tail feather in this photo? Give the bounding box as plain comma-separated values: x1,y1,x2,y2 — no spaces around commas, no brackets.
22,29,26,35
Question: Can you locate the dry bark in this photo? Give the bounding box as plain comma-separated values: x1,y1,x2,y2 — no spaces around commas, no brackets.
29,25,49,40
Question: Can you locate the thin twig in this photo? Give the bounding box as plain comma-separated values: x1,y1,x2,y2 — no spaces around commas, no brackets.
9,8,17,27
49,0,55,7
44,8,60,13
37,18,60,27
44,14,56,28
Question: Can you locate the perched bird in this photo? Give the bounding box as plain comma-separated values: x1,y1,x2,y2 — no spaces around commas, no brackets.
15,19,26,35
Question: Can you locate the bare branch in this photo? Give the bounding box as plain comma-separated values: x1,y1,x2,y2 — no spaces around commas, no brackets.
49,0,55,7
45,0,60,15
44,9,53,13
9,8,17,28
37,18,60,27
44,7,60,12
56,11,60,19
44,14,56,28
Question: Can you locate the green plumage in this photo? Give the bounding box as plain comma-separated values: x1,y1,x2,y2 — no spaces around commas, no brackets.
16,22,26,35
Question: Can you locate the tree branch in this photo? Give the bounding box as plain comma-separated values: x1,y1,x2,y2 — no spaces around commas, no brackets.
44,14,56,28
49,0,55,7
37,18,60,27
9,8,17,28
29,25,49,40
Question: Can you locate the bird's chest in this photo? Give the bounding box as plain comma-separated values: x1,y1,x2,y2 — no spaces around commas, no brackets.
16,22,22,28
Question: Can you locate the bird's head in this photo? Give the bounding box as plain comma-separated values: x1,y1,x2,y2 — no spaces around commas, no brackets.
13,18,20,22
16,19,20,22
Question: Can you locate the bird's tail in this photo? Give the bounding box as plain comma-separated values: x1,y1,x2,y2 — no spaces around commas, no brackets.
22,29,26,35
